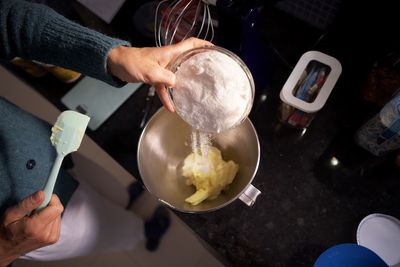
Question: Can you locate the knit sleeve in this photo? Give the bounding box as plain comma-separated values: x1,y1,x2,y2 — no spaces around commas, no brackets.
0,0,129,86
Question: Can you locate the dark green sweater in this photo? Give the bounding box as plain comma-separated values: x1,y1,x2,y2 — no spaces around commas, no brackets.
0,2,133,265
0,0,132,210
0,0,130,86
0,0,133,215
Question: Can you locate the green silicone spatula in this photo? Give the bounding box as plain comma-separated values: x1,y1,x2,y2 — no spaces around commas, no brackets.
36,110,90,212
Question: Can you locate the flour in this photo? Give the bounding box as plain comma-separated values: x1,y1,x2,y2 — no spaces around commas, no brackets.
191,130,212,156
172,50,253,133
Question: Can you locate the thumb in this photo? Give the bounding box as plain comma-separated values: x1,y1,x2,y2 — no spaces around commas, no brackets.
3,191,44,225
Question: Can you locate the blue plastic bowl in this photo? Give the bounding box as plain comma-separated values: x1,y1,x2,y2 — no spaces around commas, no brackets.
314,243,388,267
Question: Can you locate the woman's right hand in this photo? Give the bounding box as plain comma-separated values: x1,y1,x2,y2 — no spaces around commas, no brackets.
107,37,213,112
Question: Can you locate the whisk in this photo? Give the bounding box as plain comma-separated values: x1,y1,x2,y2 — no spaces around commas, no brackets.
154,0,216,47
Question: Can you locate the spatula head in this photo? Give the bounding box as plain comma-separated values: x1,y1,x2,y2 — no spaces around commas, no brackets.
50,110,90,155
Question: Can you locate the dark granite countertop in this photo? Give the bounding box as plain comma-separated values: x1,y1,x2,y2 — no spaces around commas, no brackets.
3,1,400,266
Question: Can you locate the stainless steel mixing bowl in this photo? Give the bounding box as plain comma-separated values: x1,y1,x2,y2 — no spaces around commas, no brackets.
137,108,261,213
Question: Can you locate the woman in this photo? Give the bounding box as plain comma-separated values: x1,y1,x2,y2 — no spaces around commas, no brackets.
0,0,211,266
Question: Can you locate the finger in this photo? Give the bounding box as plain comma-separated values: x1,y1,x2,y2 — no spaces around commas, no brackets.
19,215,61,245
168,37,214,58
47,194,63,210
54,215,62,240
146,67,176,88
162,37,213,67
155,85,175,112
19,195,63,242
177,37,214,50
30,194,64,226
3,191,44,225
46,215,62,245
5,194,62,247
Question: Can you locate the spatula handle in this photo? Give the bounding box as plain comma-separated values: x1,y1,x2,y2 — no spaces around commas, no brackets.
36,154,64,212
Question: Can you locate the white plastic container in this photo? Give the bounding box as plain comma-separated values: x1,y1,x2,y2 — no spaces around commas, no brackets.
357,213,400,267
355,89,400,156
279,51,342,128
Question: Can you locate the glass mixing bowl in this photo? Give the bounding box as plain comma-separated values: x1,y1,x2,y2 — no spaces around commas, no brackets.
168,46,255,133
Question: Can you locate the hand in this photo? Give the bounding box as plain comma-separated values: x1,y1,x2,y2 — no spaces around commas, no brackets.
107,37,213,112
0,191,64,267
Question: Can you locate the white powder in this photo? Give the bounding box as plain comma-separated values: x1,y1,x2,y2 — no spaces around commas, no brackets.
191,130,212,156
172,50,252,133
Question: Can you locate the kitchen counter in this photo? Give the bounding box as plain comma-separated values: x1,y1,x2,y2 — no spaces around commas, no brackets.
3,1,400,266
